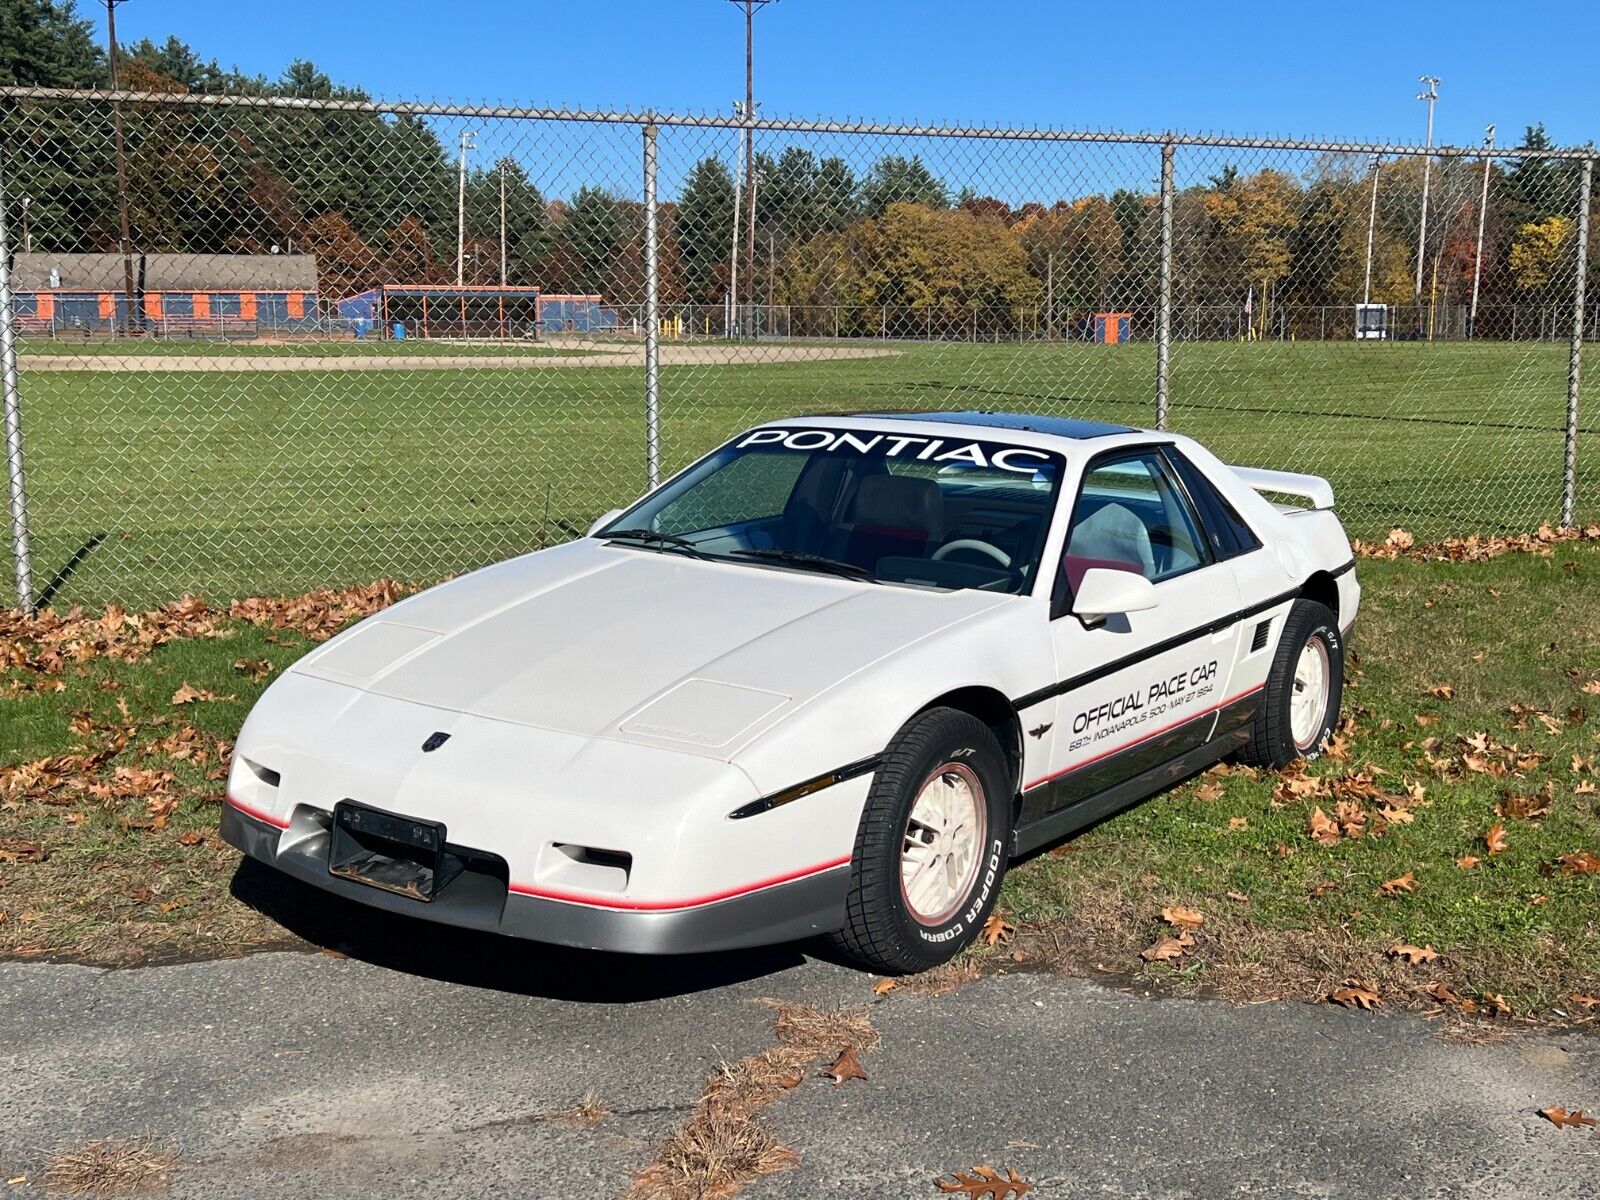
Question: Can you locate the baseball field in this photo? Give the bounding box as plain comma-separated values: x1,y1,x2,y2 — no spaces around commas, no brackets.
8,337,1594,607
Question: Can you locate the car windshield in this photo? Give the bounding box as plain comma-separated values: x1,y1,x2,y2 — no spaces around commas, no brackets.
599,425,1066,594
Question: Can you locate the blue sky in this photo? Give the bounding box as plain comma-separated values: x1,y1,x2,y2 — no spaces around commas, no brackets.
107,1,1596,151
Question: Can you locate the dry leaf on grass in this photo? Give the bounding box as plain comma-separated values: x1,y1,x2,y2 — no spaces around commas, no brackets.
1427,684,1455,700
1484,823,1509,855
934,1164,1033,1198
1456,855,1481,870
1429,983,1479,1014
1140,932,1195,963
1539,1106,1597,1129
1557,851,1600,874
1386,943,1438,965
1378,873,1419,896
1566,994,1600,1011
0,839,47,864
822,1046,868,1086
1329,980,1382,1010
1161,906,1204,931
1309,807,1341,847
981,913,1015,946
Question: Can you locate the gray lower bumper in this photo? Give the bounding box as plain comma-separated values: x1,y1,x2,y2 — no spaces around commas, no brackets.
220,803,849,955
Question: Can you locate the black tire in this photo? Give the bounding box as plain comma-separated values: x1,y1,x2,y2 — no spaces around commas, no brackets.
831,707,1012,974
1240,598,1344,769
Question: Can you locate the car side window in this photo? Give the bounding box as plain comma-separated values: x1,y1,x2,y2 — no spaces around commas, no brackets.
1064,452,1210,586
1164,448,1261,559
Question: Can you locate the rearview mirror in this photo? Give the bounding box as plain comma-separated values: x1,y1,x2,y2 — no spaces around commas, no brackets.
1072,568,1158,625
587,508,623,537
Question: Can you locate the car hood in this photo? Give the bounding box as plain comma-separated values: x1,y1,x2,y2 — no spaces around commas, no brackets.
290,540,1009,757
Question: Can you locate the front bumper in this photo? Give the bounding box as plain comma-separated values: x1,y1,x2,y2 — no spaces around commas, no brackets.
221,801,851,955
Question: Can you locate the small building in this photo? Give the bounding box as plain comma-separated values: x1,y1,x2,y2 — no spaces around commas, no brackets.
7,252,320,336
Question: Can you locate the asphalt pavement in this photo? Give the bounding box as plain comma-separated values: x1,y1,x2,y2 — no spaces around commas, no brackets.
3,894,1596,1199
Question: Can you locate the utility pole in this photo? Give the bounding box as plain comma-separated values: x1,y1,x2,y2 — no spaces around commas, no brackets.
1414,75,1440,300
1363,155,1381,305
104,1,137,335
1470,124,1495,338
727,1,776,332
456,129,476,287
499,158,508,287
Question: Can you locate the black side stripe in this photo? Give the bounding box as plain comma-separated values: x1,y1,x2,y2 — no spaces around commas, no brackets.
1012,560,1354,712
728,755,880,820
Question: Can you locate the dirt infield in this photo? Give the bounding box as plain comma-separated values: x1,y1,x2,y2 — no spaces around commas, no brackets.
18,344,903,371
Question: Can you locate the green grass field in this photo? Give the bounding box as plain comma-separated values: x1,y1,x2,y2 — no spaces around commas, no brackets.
3,542,1597,1016
6,338,1597,608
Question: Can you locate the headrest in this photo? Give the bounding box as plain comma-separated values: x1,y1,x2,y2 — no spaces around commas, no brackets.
852,474,945,538
1065,501,1154,575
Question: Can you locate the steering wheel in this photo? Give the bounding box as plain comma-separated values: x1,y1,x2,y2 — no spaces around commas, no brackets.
932,538,1012,569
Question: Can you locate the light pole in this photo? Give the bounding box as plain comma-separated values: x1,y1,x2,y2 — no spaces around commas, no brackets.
1414,75,1440,300
727,1,776,332
1363,155,1381,305
104,1,138,334
1470,124,1495,338
18,196,30,254
456,129,476,287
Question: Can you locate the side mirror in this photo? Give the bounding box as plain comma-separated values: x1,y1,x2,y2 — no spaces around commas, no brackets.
1072,568,1158,625
587,508,624,537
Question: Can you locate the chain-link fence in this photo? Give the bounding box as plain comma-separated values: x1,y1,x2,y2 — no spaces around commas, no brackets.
1,87,1594,610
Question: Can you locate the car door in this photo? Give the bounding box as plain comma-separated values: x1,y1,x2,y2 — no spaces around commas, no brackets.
1017,446,1246,825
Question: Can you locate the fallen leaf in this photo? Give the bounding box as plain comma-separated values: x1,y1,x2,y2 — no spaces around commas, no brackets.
934,1164,1033,1198
1485,823,1509,855
871,978,898,996
1482,992,1512,1016
1378,805,1415,825
1225,890,1250,903
1428,982,1478,1013
1427,684,1455,700
170,682,222,705
1161,906,1205,931
823,1046,868,1086
981,913,1015,947
1539,1106,1596,1129
1192,782,1224,803
1456,855,1481,870
1329,980,1382,1010
0,839,47,864
1386,943,1438,965
1558,851,1600,874
1567,994,1600,1011
1228,816,1249,832
1140,933,1195,963
1309,807,1340,847
1378,873,1419,896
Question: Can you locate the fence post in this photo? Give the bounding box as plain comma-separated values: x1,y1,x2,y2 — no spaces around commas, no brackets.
1155,141,1175,430
0,151,35,614
643,120,661,491
1563,156,1592,529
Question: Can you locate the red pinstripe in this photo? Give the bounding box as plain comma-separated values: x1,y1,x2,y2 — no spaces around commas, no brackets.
508,854,853,912
225,792,290,830
1023,683,1265,792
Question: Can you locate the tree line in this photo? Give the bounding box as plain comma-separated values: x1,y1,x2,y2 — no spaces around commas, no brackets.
1,0,1589,337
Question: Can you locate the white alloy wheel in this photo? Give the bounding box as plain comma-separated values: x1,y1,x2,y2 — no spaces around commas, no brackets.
900,762,986,925
1290,636,1331,751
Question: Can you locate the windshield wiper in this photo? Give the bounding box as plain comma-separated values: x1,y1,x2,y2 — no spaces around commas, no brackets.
604,528,710,558
730,547,879,583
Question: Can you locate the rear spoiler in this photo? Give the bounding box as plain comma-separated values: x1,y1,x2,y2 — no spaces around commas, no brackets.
1229,466,1336,511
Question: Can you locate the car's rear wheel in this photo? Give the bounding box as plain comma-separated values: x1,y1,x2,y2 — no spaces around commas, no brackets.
831,707,1012,974
1240,598,1344,768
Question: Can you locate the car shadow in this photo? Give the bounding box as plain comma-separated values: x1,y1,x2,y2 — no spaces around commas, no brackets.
228,858,819,1003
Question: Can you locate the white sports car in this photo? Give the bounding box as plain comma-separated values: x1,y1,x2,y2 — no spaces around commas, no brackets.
223,411,1358,972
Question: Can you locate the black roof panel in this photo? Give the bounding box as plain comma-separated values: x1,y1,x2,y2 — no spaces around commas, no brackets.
864,410,1136,439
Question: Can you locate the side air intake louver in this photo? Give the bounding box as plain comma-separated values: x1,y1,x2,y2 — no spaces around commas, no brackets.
1251,620,1272,653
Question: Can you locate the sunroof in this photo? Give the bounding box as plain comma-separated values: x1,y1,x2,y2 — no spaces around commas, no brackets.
866,410,1136,439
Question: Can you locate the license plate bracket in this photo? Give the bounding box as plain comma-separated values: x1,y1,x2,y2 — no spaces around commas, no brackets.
328,800,465,902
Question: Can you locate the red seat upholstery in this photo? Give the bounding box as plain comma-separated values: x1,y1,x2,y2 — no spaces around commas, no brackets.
1061,553,1146,593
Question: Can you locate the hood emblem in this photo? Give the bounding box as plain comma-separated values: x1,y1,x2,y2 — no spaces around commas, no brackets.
421,731,451,753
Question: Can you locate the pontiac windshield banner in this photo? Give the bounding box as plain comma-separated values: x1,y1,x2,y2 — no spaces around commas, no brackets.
1066,659,1220,752
737,428,1059,475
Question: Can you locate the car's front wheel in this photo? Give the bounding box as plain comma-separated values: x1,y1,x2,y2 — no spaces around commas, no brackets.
832,707,1012,974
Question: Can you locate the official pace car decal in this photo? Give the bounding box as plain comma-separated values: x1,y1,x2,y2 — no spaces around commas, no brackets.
1062,658,1220,755
737,428,1057,474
